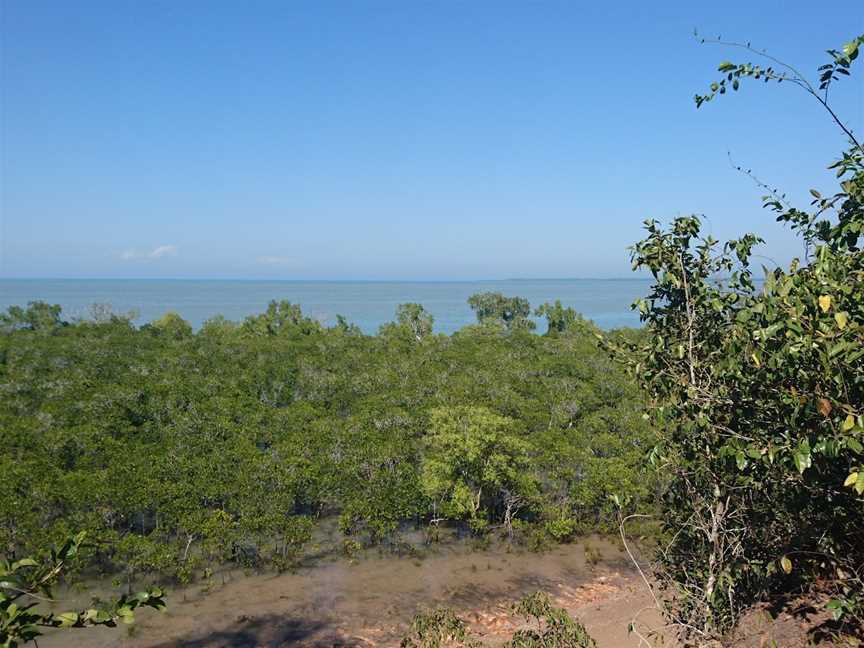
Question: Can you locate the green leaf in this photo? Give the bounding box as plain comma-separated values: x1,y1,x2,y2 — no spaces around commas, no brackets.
793,448,811,474
826,599,844,621
829,341,851,358
56,612,80,627
780,556,792,574
10,558,38,571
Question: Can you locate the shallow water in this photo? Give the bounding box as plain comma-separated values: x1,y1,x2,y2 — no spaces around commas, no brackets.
0,278,649,332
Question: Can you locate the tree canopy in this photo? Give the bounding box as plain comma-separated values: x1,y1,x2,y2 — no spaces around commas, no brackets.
1,295,651,608
467,292,536,331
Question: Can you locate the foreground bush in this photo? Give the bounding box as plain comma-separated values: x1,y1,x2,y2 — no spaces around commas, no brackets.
401,592,595,648
0,533,165,648
615,34,864,644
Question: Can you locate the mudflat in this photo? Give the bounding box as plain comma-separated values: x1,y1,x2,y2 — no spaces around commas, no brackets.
37,539,667,648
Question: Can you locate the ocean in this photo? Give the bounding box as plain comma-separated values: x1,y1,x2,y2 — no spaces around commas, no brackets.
0,279,650,333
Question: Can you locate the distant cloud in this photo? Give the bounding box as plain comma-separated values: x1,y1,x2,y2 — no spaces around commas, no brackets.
149,244,177,259
119,245,178,261
257,255,295,266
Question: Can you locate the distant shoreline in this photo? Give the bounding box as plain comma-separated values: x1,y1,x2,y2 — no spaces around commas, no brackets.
0,277,649,332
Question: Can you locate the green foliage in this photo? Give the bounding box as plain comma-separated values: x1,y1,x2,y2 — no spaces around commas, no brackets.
421,406,537,532
147,312,193,339
0,302,64,333
395,303,435,341
1,291,651,593
613,34,864,643
694,34,864,109
510,592,596,648
199,314,239,339
270,515,314,572
334,314,362,335
0,533,165,648
401,592,595,648
543,516,577,543
467,292,536,331
241,299,321,336
401,608,479,648
535,301,591,336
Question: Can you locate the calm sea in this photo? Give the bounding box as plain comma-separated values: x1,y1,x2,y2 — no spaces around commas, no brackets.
0,279,649,333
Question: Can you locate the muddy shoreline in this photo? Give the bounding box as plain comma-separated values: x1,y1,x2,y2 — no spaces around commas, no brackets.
37,536,665,647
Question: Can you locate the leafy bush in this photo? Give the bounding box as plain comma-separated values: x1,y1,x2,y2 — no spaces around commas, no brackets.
510,592,596,648
401,592,595,648
421,406,537,535
613,34,864,644
0,533,165,648
543,517,578,543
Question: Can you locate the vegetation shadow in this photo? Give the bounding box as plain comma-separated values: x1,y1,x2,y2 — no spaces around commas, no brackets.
145,614,365,648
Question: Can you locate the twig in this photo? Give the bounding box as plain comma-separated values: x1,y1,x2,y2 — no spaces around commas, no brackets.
618,513,661,611
699,36,864,159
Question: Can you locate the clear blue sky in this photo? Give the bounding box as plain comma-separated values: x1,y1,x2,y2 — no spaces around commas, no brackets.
2,0,862,279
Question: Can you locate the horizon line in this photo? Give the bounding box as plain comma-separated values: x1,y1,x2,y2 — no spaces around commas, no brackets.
0,276,650,283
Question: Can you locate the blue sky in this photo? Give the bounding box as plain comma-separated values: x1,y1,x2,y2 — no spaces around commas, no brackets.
2,1,862,279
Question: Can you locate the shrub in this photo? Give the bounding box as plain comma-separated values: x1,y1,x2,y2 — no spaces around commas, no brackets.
613,34,864,644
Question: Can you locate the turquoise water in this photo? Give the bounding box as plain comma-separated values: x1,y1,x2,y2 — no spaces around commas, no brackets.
0,279,649,333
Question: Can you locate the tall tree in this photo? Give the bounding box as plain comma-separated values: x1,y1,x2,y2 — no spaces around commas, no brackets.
467,292,535,331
